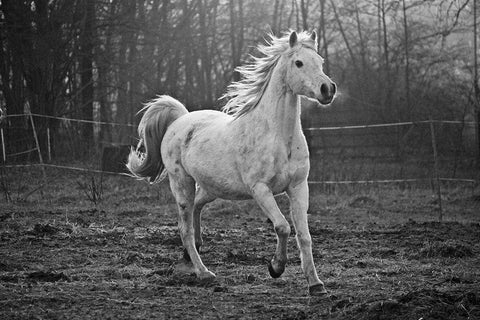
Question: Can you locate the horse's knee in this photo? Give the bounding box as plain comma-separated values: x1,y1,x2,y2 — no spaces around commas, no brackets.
275,223,291,238
296,233,312,248
178,201,191,212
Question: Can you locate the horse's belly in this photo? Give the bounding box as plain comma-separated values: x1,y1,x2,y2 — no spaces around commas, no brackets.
194,171,252,200
184,147,252,200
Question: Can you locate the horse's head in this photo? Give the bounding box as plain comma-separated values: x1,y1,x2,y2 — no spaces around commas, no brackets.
284,31,336,106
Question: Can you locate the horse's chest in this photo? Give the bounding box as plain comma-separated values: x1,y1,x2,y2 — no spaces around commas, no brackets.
273,154,308,192
244,145,307,193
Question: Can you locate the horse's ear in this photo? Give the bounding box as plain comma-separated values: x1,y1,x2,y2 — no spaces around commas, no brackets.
289,31,298,48
310,31,317,41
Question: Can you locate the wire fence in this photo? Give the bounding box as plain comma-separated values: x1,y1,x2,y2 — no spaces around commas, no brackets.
1,112,479,211
1,113,478,182
1,112,479,219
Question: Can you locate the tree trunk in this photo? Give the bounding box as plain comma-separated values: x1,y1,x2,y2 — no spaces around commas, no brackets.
354,1,367,73
198,0,215,107
97,0,118,146
79,0,95,153
474,0,480,166
330,0,357,70
318,0,329,75
272,0,281,35
229,0,243,82
116,1,137,144
402,0,411,120
300,0,309,30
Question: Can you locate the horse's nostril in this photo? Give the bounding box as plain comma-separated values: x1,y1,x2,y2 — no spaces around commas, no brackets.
320,83,328,97
331,82,337,95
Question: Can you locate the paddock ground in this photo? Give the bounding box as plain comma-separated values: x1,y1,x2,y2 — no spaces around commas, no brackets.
0,168,479,319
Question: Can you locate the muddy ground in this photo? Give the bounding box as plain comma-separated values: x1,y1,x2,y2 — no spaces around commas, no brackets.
0,168,479,319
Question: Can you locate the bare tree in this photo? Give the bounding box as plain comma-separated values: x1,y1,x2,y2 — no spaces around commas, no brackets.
318,0,329,74
79,0,95,149
300,0,309,30
474,0,480,165
229,0,244,82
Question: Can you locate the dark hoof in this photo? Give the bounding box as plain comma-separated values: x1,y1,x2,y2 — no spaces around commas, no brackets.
309,283,328,296
268,261,285,278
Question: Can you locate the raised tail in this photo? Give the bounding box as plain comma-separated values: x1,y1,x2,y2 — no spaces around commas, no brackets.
127,95,188,183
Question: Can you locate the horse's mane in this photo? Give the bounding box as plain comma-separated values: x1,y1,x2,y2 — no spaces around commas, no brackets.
221,31,316,118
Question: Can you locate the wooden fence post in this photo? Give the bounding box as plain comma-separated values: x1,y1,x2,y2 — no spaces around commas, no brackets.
47,127,52,162
429,120,443,221
27,107,47,181
1,128,5,163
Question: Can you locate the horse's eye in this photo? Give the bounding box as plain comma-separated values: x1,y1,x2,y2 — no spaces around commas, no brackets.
295,60,303,68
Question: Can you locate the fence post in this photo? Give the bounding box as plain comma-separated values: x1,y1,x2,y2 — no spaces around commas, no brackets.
27,108,47,181
1,128,5,163
429,120,443,221
47,127,52,162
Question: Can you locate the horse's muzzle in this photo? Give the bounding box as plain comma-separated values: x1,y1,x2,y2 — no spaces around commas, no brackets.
319,81,336,105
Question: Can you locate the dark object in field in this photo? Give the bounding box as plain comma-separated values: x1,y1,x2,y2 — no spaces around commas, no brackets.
101,145,130,173
27,223,59,236
27,271,70,283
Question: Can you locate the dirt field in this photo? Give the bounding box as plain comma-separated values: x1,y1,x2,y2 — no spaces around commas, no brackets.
1,168,479,319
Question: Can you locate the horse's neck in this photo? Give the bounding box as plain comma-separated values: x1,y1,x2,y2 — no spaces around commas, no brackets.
245,71,302,149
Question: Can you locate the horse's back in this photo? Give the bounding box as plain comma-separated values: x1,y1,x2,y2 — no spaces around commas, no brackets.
163,109,232,148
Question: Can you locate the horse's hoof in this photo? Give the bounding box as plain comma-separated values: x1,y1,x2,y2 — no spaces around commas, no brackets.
268,260,285,278
175,260,195,275
198,270,216,281
309,283,328,296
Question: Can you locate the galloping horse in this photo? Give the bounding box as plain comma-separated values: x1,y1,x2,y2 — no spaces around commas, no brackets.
127,31,336,296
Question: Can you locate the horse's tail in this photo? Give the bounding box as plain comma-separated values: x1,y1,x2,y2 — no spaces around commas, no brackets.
127,95,188,183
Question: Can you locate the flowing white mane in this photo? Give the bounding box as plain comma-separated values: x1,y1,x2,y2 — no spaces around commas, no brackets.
221,31,317,118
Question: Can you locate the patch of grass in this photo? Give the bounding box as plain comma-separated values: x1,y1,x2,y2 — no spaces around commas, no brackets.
418,240,474,259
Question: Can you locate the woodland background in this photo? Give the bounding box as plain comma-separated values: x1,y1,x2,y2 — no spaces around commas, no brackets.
0,0,478,164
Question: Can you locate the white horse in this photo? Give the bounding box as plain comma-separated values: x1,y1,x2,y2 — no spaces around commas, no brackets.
127,31,336,296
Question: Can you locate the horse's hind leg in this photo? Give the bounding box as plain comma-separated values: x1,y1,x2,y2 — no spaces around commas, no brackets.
182,186,215,262
169,173,215,280
193,187,215,252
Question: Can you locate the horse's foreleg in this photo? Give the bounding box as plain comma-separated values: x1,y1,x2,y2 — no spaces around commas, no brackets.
287,180,327,296
169,175,215,280
252,183,290,278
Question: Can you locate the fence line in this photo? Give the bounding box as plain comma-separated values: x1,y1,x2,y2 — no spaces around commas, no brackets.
304,119,476,131
4,113,476,130
1,114,477,210
2,163,129,176
308,178,477,185
5,113,136,127
2,162,477,186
